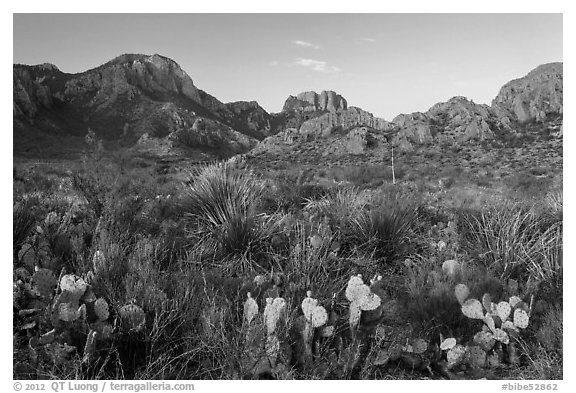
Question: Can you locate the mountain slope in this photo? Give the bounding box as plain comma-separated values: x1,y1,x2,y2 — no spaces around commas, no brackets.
13,54,269,158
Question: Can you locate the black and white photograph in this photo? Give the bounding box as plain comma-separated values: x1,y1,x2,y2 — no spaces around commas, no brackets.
10,6,565,385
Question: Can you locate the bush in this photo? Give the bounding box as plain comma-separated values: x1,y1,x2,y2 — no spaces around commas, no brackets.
457,203,562,281
182,162,275,261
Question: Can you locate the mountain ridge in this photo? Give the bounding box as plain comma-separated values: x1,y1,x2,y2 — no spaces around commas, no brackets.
13,54,562,162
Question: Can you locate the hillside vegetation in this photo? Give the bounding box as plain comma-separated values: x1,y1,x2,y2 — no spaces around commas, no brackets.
13,144,562,380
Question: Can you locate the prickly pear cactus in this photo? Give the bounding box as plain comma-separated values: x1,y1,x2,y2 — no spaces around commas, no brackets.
264,297,286,335
243,292,258,325
345,275,381,330
440,337,457,351
59,274,87,301
496,301,512,321
461,298,484,319
58,302,82,322
93,298,109,321
481,293,492,312
466,345,487,368
492,328,509,344
454,284,470,305
509,296,522,308
301,291,327,328
473,331,495,351
119,304,146,331
32,268,57,298
513,309,529,329
447,344,466,369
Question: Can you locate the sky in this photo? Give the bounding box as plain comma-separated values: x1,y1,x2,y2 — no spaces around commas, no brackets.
13,13,562,120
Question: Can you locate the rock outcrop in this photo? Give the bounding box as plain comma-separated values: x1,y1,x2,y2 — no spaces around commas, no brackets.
492,62,563,123
282,90,347,113
225,101,272,139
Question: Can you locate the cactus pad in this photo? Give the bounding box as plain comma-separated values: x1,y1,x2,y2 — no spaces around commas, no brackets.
513,309,529,329
264,297,286,335
310,305,328,328
482,293,492,312
32,268,57,298
58,302,81,322
497,301,512,321
454,284,470,305
447,344,466,369
461,298,484,319
440,337,456,351
345,275,370,303
483,315,496,333
492,328,509,344
59,274,87,300
509,296,522,308
467,345,487,368
442,259,459,277
301,291,319,320
94,298,109,321
473,331,495,351
411,338,428,354
119,304,146,331
502,320,519,332
320,325,335,337
243,293,258,325
349,301,362,329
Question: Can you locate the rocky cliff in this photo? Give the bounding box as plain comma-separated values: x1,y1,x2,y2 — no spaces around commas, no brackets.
492,62,563,123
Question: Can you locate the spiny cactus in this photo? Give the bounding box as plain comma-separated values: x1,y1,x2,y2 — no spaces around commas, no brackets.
446,344,466,369
59,274,87,301
93,298,109,321
454,283,470,305
32,268,57,298
467,345,486,368
461,298,484,320
345,275,381,329
243,292,258,325
118,304,146,331
440,337,456,351
473,331,496,351
301,291,328,328
58,302,85,322
513,309,529,329
264,297,286,335
496,301,512,321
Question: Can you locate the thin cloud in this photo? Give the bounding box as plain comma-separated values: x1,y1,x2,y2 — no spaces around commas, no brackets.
362,37,376,43
294,58,340,73
270,60,280,66
291,40,320,49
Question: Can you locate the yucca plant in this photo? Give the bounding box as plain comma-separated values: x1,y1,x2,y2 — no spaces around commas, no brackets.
458,204,562,281
349,203,418,263
182,162,273,259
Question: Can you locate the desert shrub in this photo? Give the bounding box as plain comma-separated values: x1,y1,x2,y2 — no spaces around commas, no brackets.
304,186,370,229
182,162,275,260
457,203,562,281
347,196,419,263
